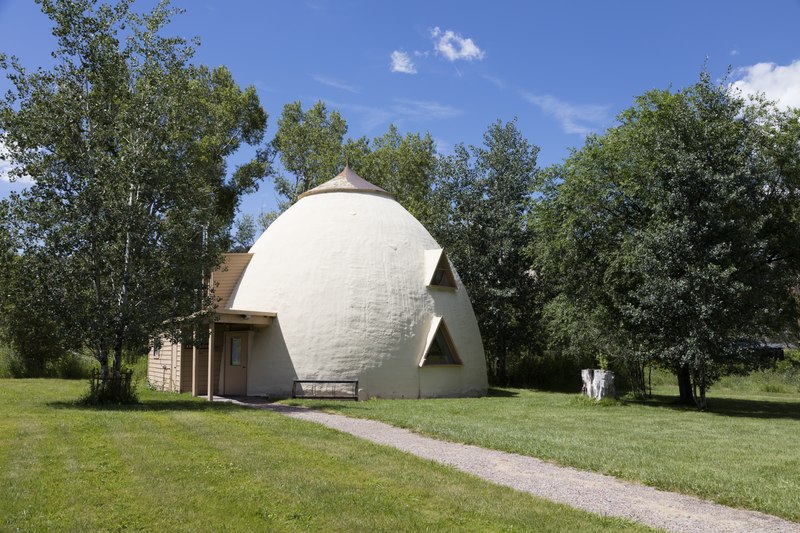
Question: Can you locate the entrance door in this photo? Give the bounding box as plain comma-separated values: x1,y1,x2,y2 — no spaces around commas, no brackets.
224,331,248,395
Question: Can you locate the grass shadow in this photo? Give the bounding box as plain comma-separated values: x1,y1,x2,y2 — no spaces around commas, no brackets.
488,387,520,397
630,394,800,420
48,394,319,415
47,398,244,413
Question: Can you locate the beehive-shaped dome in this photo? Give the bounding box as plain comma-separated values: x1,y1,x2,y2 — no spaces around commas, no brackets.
226,167,488,398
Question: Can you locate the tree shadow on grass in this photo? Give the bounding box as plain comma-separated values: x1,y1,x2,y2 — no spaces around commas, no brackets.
630,394,800,420
488,388,520,397
48,398,252,413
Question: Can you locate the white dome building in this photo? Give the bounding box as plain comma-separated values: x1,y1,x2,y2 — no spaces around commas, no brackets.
148,167,488,399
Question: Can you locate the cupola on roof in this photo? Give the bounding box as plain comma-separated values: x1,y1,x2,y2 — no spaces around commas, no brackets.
298,165,393,199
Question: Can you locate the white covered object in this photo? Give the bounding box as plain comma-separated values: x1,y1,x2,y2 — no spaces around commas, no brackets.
226,168,489,398
582,369,616,400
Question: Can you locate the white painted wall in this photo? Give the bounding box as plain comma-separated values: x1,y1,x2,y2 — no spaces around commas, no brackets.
229,190,488,398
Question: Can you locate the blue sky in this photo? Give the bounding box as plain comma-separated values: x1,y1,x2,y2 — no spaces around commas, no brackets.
1,0,799,221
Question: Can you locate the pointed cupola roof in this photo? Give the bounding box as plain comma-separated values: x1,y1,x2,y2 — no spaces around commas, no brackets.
298,165,393,200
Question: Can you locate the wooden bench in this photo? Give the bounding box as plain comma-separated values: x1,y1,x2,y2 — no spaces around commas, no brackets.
291,380,359,401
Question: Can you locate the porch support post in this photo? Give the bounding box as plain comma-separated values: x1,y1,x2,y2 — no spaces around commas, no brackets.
207,324,214,401
191,327,197,397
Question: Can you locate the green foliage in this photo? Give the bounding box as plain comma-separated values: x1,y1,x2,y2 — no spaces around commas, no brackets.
533,73,800,407
230,212,257,251
0,343,15,378
270,103,439,228
432,119,540,384
54,351,98,379
505,349,592,391
353,124,438,227
271,100,350,207
715,366,800,394
0,341,97,379
783,348,800,366
0,380,646,532
0,231,77,375
0,0,269,378
80,368,138,405
127,351,149,380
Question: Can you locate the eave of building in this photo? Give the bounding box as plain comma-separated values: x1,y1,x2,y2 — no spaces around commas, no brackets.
213,253,254,310
215,309,276,327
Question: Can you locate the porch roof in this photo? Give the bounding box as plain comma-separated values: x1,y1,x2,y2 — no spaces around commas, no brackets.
215,309,276,327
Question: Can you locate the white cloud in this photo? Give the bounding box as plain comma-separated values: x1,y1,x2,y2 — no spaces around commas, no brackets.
521,92,610,135
326,98,462,132
0,160,12,182
431,27,485,62
390,50,417,74
481,74,506,90
730,59,800,110
392,98,462,120
730,49,740,57
326,101,395,132
311,75,359,93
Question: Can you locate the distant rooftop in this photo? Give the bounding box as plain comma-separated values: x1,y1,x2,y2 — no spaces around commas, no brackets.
298,165,393,200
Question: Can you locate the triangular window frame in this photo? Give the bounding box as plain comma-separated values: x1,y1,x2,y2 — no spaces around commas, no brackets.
424,249,457,289
419,316,463,367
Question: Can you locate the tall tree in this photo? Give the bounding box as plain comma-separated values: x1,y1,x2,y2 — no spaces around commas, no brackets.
230,213,257,252
433,119,539,384
354,125,438,227
0,0,269,378
534,74,800,407
270,103,438,225
270,100,352,207
0,216,76,376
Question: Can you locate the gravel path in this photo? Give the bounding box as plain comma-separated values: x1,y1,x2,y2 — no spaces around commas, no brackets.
220,397,799,533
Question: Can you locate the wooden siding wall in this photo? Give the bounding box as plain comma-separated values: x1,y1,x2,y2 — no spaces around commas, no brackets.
147,253,251,396
180,346,194,393
148,325,226,396
148,336,180,392
184,346,213,396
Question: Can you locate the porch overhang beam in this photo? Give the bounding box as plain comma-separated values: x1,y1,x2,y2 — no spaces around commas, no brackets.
214,310,276,327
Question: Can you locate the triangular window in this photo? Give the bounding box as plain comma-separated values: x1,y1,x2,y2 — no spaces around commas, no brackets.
425,249,456,289
419,316,462,366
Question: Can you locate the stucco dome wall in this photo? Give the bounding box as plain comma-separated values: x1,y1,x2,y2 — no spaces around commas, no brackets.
227,191,488,398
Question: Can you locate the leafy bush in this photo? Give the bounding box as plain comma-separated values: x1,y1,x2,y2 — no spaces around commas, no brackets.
506,350,593,392
55,351,98,379
127,355,149,381
714,367,800,394
0,342,17,378
80,369,139,405
0,342,97,379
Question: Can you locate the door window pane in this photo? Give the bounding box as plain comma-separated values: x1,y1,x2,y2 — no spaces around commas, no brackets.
231,338,241,366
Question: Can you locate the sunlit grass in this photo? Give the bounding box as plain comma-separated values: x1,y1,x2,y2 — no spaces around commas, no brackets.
0,379,649,532
284,385,800,521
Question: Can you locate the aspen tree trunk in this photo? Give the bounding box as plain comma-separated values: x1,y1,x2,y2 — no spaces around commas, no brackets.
113,184,136,375
98,342,109,380
693,365,708,410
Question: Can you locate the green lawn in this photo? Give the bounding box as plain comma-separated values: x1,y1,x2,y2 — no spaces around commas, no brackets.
0,380,649,532
284,386,800,522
